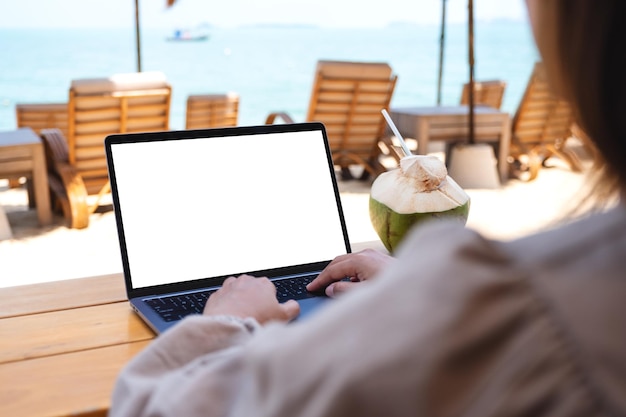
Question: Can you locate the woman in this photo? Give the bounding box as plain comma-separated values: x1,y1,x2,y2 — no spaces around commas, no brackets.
111,1,626,415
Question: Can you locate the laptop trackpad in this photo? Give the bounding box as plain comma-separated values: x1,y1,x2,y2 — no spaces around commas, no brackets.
294,297,331,321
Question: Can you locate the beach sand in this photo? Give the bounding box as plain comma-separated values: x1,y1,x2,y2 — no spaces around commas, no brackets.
0,148,594,289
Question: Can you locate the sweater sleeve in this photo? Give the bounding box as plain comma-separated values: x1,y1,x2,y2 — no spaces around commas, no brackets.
109,315,260,417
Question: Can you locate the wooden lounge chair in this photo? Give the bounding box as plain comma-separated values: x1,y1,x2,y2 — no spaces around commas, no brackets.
460,79,506,109
508,62,582,181
265,60,398,180
185,93,239,129
40,71,171,228
16,103,69,137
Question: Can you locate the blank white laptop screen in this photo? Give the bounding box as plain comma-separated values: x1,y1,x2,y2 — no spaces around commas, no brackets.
109,130,347,289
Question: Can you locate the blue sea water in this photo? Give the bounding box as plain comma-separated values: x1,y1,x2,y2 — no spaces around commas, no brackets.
0,22,538,131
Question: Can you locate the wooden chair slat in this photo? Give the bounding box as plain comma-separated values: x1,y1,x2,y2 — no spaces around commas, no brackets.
15,103,69,138
185,93,239,129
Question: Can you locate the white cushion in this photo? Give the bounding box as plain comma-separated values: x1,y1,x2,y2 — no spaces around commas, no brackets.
317,60,392,80
71,71,169,94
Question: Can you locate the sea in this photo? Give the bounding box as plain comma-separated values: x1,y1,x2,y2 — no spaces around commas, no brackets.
0,21,539,132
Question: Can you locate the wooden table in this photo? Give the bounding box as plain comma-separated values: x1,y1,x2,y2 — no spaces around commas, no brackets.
0,128,52,225
0,241,382,417
389,106,512,182
0,273,152,417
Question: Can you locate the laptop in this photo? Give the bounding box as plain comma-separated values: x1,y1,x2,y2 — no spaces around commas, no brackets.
105,122,351,333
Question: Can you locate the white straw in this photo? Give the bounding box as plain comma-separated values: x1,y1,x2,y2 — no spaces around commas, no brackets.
381,109,412,157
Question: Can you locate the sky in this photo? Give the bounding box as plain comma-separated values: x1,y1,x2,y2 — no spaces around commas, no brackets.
0,0,528,29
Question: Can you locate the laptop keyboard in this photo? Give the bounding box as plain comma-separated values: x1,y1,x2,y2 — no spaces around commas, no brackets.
145,274,320,322
273,274,318,301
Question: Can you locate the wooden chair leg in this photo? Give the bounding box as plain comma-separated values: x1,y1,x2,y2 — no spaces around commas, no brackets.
88,182,111,215
339,166,354,181
26,179,35,208
510,150,541,182
48,174,89,229
8,178,22,189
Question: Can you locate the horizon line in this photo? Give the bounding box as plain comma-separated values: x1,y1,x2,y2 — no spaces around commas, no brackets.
1,17,528,30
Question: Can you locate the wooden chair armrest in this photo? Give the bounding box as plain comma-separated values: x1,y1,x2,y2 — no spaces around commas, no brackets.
51,161,90,229
55,162,87,198
265,112,295,124
40,129,90,229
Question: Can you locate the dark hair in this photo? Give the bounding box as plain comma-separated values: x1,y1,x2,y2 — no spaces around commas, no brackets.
555,0,626,192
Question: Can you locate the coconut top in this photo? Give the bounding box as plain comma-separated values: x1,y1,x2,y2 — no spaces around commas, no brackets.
371,155,470,214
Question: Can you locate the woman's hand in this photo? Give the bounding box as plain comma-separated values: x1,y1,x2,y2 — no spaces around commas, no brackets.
203,275,300,324
306,249,395,297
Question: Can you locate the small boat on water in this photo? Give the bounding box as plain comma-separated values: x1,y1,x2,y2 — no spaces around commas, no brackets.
167,29,209,42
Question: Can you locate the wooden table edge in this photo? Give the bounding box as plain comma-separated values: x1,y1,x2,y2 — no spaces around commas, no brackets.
0,272,126,319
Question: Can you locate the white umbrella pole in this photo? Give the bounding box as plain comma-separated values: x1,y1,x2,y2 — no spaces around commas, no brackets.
448,0,500,189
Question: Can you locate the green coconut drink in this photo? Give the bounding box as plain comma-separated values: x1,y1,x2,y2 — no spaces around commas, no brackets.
369,155,470,252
